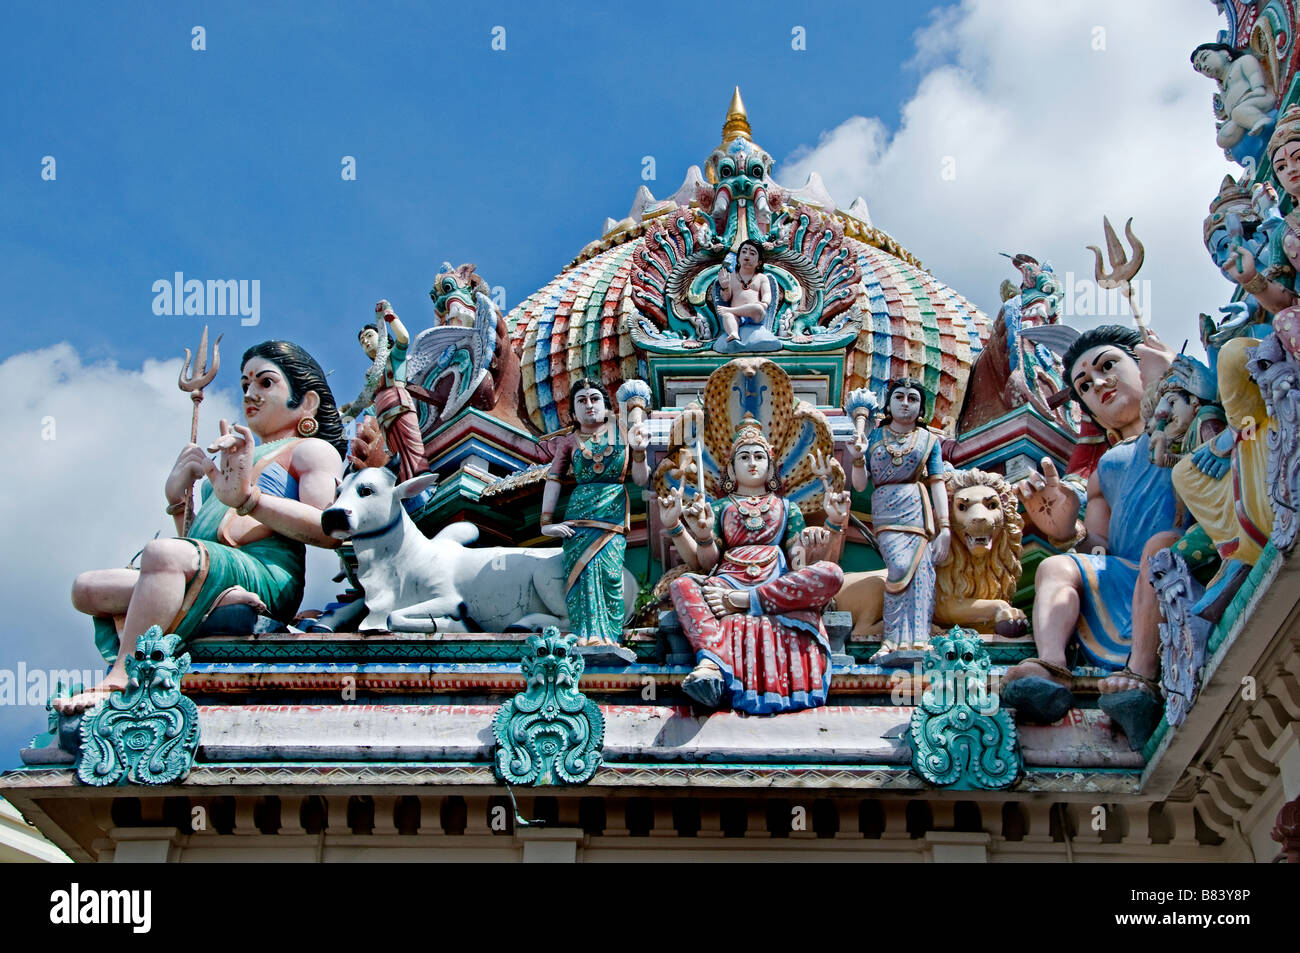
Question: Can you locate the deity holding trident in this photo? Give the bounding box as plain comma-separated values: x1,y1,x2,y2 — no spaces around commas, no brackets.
176,326,222,535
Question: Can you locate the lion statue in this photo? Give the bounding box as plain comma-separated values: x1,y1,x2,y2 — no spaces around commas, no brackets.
837,468,1027,638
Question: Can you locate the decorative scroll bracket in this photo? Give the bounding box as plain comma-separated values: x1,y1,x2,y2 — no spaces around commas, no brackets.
909,627,1022,791
76,626,200,787
493,627,605,786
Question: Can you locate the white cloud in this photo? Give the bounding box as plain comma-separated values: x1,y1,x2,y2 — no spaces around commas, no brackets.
777,0,1238,354
0,345,342,758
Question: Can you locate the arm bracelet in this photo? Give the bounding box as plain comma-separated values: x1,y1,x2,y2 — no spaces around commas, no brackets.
165,498,187,516
235,486,263,517
1242,272,1270,295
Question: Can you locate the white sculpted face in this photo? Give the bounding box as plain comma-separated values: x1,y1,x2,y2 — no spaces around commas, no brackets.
1070,344,1143,434
572,386,607,430
1272,141,1300,200
731,443,770,492
359,327,380,360
888,385,923,429
738,243,760,272
1192,48,1226,79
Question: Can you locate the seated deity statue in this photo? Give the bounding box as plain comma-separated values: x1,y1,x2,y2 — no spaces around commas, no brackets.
57,341,347,715
1170,334,1276,621
1002,324,1185,751
714,240,772,343
661,417,848,714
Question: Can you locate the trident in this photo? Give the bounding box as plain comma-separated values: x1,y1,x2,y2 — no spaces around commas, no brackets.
1087,216,1148,334
177,325,222,534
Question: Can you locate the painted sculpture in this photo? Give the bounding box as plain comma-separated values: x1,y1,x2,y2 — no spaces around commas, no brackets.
628,93,862,355
838,469,1026,639
1146,355,1227,468
1245,316,1300,553
406,262,521,430
846,379,951,664
714,239,775,348
1003,324,1183,751
1171,336,1276,620
58,341,348,715
656,359,847,713
340,300,429,483
324,467,637,632
76,627,200,787
1149,548,1211,729
1190,42,1277,164
910,628,1020,791
493,628,605,786
540,379,651,648
1220,106,1300,314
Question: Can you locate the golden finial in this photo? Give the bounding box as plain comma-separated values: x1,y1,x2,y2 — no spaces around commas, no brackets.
721,86,751,143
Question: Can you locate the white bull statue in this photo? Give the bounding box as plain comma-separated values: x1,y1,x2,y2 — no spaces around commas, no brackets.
322,468,637,633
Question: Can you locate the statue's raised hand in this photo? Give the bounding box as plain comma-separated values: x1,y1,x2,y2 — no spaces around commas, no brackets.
684,496,715,544
164,443,213,506
657,484,685,530
204,419,256,509
795,526,831,568
1013,456,1078,541
1221,245,1259,288
809,448,836,487
628,421,650,453
823,488,851,529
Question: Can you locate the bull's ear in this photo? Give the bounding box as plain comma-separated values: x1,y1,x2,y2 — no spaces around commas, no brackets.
396,471,440,501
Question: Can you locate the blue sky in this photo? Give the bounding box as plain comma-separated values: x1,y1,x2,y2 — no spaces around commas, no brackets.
1,0,954,380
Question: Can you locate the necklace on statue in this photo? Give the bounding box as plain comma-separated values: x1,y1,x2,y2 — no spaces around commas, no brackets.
734,493,774,531
580,433,616,474
738,271,759,290
882,427,921,466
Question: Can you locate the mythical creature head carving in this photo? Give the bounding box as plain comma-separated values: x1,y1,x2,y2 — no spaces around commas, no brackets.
126,628,191,691
430,262,491,327
521,627,584,693
938,469,1023,605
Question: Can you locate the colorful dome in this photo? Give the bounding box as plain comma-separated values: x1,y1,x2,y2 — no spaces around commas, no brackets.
506,90,990,432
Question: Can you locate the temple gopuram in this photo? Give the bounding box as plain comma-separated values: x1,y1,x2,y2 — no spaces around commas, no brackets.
4,2,1300,864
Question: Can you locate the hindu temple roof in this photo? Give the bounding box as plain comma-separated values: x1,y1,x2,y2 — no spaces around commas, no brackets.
504,90,989,432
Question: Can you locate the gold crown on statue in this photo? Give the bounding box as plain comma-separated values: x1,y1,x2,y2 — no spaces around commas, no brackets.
1268,104,1300,159
1204,174,1254,245
730,414,772,456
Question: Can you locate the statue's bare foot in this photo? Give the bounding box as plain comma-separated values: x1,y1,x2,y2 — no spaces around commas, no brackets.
1097,666,1159,696
52,673,129,715
1001,657,1075,724
215,587,267,615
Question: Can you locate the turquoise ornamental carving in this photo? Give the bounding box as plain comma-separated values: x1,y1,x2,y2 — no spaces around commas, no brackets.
493,628,605,785
77,627,200,786
909,628,1021,791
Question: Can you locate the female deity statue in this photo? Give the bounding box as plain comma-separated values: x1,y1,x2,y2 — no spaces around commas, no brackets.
848,379,952,663
714,240,772,343
340,299,428,482
1004,324,1183,750
661,415,848,713
540,378,651,647
58,341,348,714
